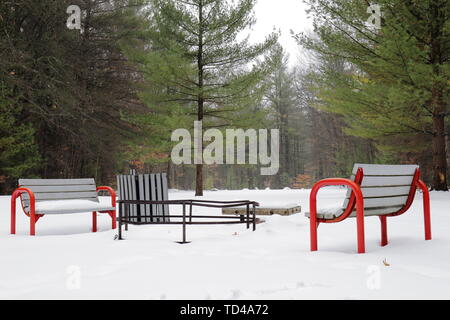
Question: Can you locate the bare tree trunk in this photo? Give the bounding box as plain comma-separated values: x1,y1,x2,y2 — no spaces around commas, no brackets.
429,1,448,191
195,0,204,196
431,90,448,191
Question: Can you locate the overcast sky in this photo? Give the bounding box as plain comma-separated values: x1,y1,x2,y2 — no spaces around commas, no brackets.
251,0,313,65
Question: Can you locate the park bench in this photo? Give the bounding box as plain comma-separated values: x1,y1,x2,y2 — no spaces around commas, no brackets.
306,164,431,254
117,173,259,243
11,179,116,236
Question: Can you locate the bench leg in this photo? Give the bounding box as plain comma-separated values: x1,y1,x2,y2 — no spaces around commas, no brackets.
11,196,16,235
92,212,97,233
423,196,432,241
355,205,365,254
109,210,117,230
30,211,36,236
417,180,432,241
310,218,318,252
252,204,256,231
379,216,388,247
118,218,123,240
246,205,250,229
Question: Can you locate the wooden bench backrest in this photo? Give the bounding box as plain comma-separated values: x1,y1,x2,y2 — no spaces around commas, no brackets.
18,179,99,212
344,164,419,216
116,173,170,223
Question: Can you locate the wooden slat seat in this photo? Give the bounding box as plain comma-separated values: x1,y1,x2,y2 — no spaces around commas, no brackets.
11,178,117,236
305,207,343,220
307,164,432,254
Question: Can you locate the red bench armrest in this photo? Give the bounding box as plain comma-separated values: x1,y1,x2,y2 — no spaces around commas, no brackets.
97,186,116,208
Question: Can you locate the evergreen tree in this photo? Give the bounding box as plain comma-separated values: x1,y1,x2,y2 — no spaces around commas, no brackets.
0,83,40,193
264,46,305,186
296,0,449,190
0,0,149,189
130,0,278,196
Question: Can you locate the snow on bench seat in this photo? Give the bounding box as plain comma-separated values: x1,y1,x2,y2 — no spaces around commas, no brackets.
33,199,115,215
305,206,344,220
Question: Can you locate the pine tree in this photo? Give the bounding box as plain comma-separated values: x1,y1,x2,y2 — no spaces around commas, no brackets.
130,0,278,196
296,0,449,190
264,46,303,186
0,83,40,193
0,0,149,187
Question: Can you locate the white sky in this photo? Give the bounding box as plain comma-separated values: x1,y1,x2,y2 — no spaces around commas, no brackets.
251,0,313,65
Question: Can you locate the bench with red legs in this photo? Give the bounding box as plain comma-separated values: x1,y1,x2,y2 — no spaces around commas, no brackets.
306,164,431,254
11,179,116,236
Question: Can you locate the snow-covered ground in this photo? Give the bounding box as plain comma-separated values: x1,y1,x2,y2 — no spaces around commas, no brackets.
0,188,449,300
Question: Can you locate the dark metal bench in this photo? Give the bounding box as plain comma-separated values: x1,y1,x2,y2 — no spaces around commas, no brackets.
116,173,259,243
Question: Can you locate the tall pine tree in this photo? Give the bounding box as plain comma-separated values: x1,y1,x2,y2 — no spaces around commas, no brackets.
129,0,278,195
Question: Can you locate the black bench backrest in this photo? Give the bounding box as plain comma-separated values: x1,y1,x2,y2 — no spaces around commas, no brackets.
116,173,170,223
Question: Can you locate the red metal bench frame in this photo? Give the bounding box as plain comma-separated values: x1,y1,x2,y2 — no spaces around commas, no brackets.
11,186,116,236
309,168,431,254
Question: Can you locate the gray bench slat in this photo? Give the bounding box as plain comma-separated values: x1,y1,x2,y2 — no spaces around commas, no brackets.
360,175,415,187
37,207,115,215
33,191,98,201
350,206,404,217
352,164,419,176
17,185,97,193
346,186,412,199
363,196,409,208
19,178,95,186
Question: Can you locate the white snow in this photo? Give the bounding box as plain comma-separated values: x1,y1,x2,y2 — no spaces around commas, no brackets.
33,199,115,214
0,188,449,300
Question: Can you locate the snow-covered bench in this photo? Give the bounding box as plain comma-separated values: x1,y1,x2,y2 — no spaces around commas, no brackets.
306,164,432,254
11,179,116,236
